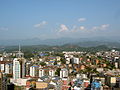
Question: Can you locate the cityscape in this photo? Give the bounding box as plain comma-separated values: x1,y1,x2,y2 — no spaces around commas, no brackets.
0,46,120,90
0,0,120,90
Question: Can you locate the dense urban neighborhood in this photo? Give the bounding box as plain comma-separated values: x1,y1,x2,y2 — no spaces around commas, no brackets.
0,45,120,90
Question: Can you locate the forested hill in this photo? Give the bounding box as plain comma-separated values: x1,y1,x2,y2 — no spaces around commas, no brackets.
1,44,119,53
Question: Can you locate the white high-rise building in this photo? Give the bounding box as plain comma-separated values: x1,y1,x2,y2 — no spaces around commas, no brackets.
0,64,4,72
39,69,44,77
49,69,55,77
13,58,21,79
30,66,35,77
66,58,70,64
5,64,10,74
0,57,3,61
13,46,26,79
60,68,68,78
0,57,4,72
73,58,79,64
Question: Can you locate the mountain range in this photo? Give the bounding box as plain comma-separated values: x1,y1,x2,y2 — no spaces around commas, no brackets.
0,37,120,48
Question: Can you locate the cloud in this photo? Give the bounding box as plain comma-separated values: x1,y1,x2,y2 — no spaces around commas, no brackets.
71,25,78,32
78,18,86,22
92,24,110,30
92,26,99,30
58,24,68,32
101,24,109,30
57,23,109,35
0,27,8,31
80,26,85,30
71,26,85,32
34,21,47,28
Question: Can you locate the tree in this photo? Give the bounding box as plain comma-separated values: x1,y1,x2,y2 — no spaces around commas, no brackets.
60,58,66,64
55,68,61,76
24,51,34,59
39,62,46,66
54,60,57,65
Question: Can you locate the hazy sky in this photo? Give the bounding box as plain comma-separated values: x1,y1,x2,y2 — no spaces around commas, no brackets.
0,0,120,40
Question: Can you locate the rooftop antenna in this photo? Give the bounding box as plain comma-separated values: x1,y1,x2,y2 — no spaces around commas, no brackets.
19,44,21,53
18,44,21,58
